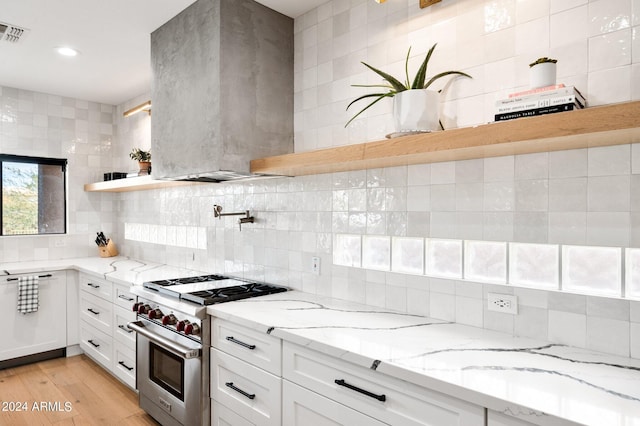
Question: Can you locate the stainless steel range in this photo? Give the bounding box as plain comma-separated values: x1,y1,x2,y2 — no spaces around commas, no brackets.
129,274,287,426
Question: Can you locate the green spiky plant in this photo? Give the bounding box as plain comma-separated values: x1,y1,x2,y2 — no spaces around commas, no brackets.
345,44,471,127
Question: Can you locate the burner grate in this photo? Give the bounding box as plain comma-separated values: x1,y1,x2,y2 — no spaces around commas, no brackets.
181,283,287,305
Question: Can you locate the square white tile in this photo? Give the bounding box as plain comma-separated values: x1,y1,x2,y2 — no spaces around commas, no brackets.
425,238,463,279
509,243,559,289
464,240,507,284
391,237,424,275
333,234,362,267
362,235,390,271
562,245,622,297
625,248,640,299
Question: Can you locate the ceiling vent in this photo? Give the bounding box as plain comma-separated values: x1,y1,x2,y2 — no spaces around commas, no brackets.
0,22,29,43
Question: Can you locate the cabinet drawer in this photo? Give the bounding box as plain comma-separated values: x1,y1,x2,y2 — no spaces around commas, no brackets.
113,306,136,348
80,273,113,302
113,284,136,310
80,291,113,336
211,348,281,426
212,400,255,426
113,341,136,390
212,318,281,375
283,342,484,426
79,321,112,370
283,380,386,426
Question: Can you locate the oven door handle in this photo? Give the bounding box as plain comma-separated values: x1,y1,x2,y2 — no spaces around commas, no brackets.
127,321,201,359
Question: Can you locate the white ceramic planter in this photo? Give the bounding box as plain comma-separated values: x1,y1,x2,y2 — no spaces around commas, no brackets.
529,62,556,89
393,89,440,132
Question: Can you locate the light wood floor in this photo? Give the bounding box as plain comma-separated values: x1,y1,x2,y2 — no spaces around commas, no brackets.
0,354,158,425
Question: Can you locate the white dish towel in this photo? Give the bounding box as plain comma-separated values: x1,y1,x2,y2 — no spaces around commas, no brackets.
17,275,39,314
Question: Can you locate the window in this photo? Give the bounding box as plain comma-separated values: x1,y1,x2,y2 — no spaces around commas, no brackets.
1,154,67,236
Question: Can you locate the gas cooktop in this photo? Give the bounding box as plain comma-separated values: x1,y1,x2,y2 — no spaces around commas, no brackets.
143,274,287,306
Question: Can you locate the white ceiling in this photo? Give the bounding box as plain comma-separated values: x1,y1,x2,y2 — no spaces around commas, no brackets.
0,0,326,105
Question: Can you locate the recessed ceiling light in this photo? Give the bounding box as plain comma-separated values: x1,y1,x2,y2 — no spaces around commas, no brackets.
56,47,79,57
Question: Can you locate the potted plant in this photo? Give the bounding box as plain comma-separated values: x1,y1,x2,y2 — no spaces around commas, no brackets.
346,44,471,132
529,57,557,89
129,148,151,175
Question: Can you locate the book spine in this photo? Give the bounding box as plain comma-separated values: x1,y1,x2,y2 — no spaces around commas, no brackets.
495,95,581,113
497,86,585,106
494,103,576,121
508,84,566,98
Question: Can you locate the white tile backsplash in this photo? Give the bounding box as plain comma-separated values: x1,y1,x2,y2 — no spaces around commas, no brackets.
464,240,507,284
391,237,424,275
562,245,622,296
426,238,463,279
4,0,640,362
509,243,559,289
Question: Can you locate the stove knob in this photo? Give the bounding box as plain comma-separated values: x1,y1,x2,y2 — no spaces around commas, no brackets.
148,309,163,320
138,304,151,315
132,302,140,312
176,319,190,332
162,314,177,325
184,323,200,336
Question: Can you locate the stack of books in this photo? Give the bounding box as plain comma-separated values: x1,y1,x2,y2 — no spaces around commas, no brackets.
494,84,586,122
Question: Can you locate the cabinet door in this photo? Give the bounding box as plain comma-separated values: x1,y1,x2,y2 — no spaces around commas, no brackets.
212,400,255,426
211,348,281,426
113,305,136,348
79,290,113,336
79,320,112,370
212,318,281,375
79,273,113,301
488,411,538,426
283,380,386,426
0,271,67,362
283,341,484,426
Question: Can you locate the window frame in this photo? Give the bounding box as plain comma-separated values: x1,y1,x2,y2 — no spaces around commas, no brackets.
0,154,68,236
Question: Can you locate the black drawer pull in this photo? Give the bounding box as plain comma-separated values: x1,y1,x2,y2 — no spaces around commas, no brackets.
87,283,100,289
118,324,133,333
225,382,255,400
88,339,100,348
118,361,134,371
334,379,386,402
118,294,134,302
226,336,256,350
87,308,100,315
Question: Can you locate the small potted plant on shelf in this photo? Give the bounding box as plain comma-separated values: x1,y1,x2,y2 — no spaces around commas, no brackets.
529,57,557,89
129,148,151,175
346,43,471,134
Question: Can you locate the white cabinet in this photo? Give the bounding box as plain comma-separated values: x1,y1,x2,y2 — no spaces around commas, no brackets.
111,283,137,389
78,274,136,389
283,380,386,426
283,341,485,426
212,400,256,426
211,348,281,426
0,271,67,364
488,411,541,426
210,318,282,426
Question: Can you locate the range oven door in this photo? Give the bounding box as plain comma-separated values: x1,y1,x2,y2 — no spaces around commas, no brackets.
129,319,202,426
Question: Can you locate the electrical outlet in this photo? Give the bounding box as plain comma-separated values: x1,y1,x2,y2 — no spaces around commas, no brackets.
487,293,518,315
311,256,320,275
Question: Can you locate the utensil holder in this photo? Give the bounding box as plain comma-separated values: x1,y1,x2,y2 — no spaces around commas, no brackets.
98,240,119,258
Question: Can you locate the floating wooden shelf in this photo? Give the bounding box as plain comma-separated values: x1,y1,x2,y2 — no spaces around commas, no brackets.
84,175,200,192
251,101,640,177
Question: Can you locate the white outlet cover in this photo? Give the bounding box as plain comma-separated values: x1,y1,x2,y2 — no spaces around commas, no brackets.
487,293,518,315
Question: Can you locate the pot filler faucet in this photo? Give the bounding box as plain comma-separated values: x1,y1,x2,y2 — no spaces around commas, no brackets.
213,205,255,231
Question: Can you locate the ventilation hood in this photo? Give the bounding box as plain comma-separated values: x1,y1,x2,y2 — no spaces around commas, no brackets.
150,0,293,182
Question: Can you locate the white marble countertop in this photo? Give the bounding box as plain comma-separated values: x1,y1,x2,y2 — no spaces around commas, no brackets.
0,256,206,287
4,257,639,425
208,291,640,426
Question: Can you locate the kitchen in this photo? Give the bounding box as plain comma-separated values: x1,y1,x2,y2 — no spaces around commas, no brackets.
0,0,639,425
